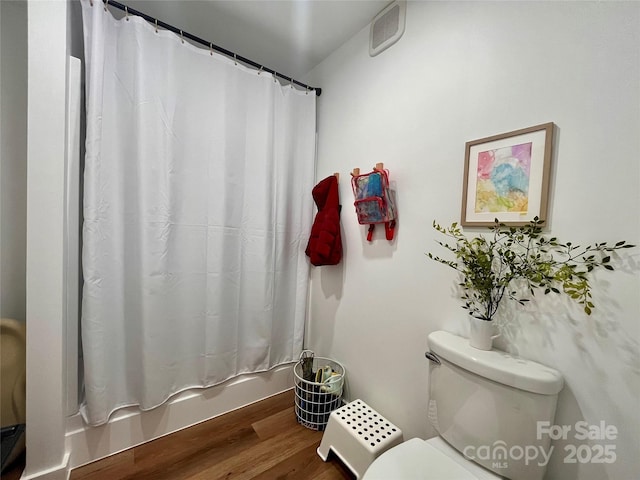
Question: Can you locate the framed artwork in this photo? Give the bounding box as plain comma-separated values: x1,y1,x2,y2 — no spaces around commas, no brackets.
461,122,554,227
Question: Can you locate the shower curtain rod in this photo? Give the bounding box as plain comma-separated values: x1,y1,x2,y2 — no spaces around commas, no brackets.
99,0,322,96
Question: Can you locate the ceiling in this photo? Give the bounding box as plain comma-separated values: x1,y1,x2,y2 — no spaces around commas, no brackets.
123,0,390,80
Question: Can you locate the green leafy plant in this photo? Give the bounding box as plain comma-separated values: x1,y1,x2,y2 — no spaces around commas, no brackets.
427,217,635,321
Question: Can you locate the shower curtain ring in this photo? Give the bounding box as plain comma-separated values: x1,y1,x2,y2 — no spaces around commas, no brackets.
258,65,263,75
89,0,93,6
125,6,129,20
274,72,278,83
104,0,108,12
180,30,184,43
210,43,213,56
155,19,158,33
234,53,237,66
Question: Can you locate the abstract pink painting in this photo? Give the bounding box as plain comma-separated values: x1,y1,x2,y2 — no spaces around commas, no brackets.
474,142,532,213
461,122,553,226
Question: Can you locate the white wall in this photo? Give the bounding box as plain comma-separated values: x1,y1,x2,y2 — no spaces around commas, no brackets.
24,0,70,477
305,2,639,479
0,0,28,321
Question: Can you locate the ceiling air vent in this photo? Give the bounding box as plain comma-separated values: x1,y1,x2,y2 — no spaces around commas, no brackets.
369,0,406,57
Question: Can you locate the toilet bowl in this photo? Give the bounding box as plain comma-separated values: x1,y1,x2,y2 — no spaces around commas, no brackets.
362,331,563,480
363,437,502,479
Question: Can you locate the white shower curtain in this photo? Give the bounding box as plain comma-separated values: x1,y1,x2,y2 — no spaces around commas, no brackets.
80,1,316,426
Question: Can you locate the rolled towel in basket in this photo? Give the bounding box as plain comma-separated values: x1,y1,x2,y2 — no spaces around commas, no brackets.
315,365,333,383
320,373,342,395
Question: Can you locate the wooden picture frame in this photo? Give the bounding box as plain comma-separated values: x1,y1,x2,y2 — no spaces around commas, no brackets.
461,122,554,227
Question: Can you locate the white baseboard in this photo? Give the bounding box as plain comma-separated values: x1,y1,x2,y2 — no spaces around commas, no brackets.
64,365,294,473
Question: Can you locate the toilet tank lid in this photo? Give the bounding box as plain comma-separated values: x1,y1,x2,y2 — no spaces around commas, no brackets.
428,331,564,395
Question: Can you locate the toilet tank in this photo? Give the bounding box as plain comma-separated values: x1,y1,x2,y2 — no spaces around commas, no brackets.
427,331,563,480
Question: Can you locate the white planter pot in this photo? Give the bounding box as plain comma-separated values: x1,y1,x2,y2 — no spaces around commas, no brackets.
469,317,499,350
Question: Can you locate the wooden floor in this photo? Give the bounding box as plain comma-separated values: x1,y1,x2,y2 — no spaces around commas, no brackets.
2,391,353,480
68,390,354,480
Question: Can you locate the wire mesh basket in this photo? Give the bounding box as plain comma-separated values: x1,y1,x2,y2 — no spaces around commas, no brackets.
294,353,345,431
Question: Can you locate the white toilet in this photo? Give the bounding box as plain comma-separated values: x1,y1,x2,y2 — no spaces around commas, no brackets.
362,331,564,480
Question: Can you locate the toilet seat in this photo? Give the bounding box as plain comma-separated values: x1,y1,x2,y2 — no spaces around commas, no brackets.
362,437,503,480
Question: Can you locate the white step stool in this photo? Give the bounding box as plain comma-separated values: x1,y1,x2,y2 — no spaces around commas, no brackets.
317,399,404,479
